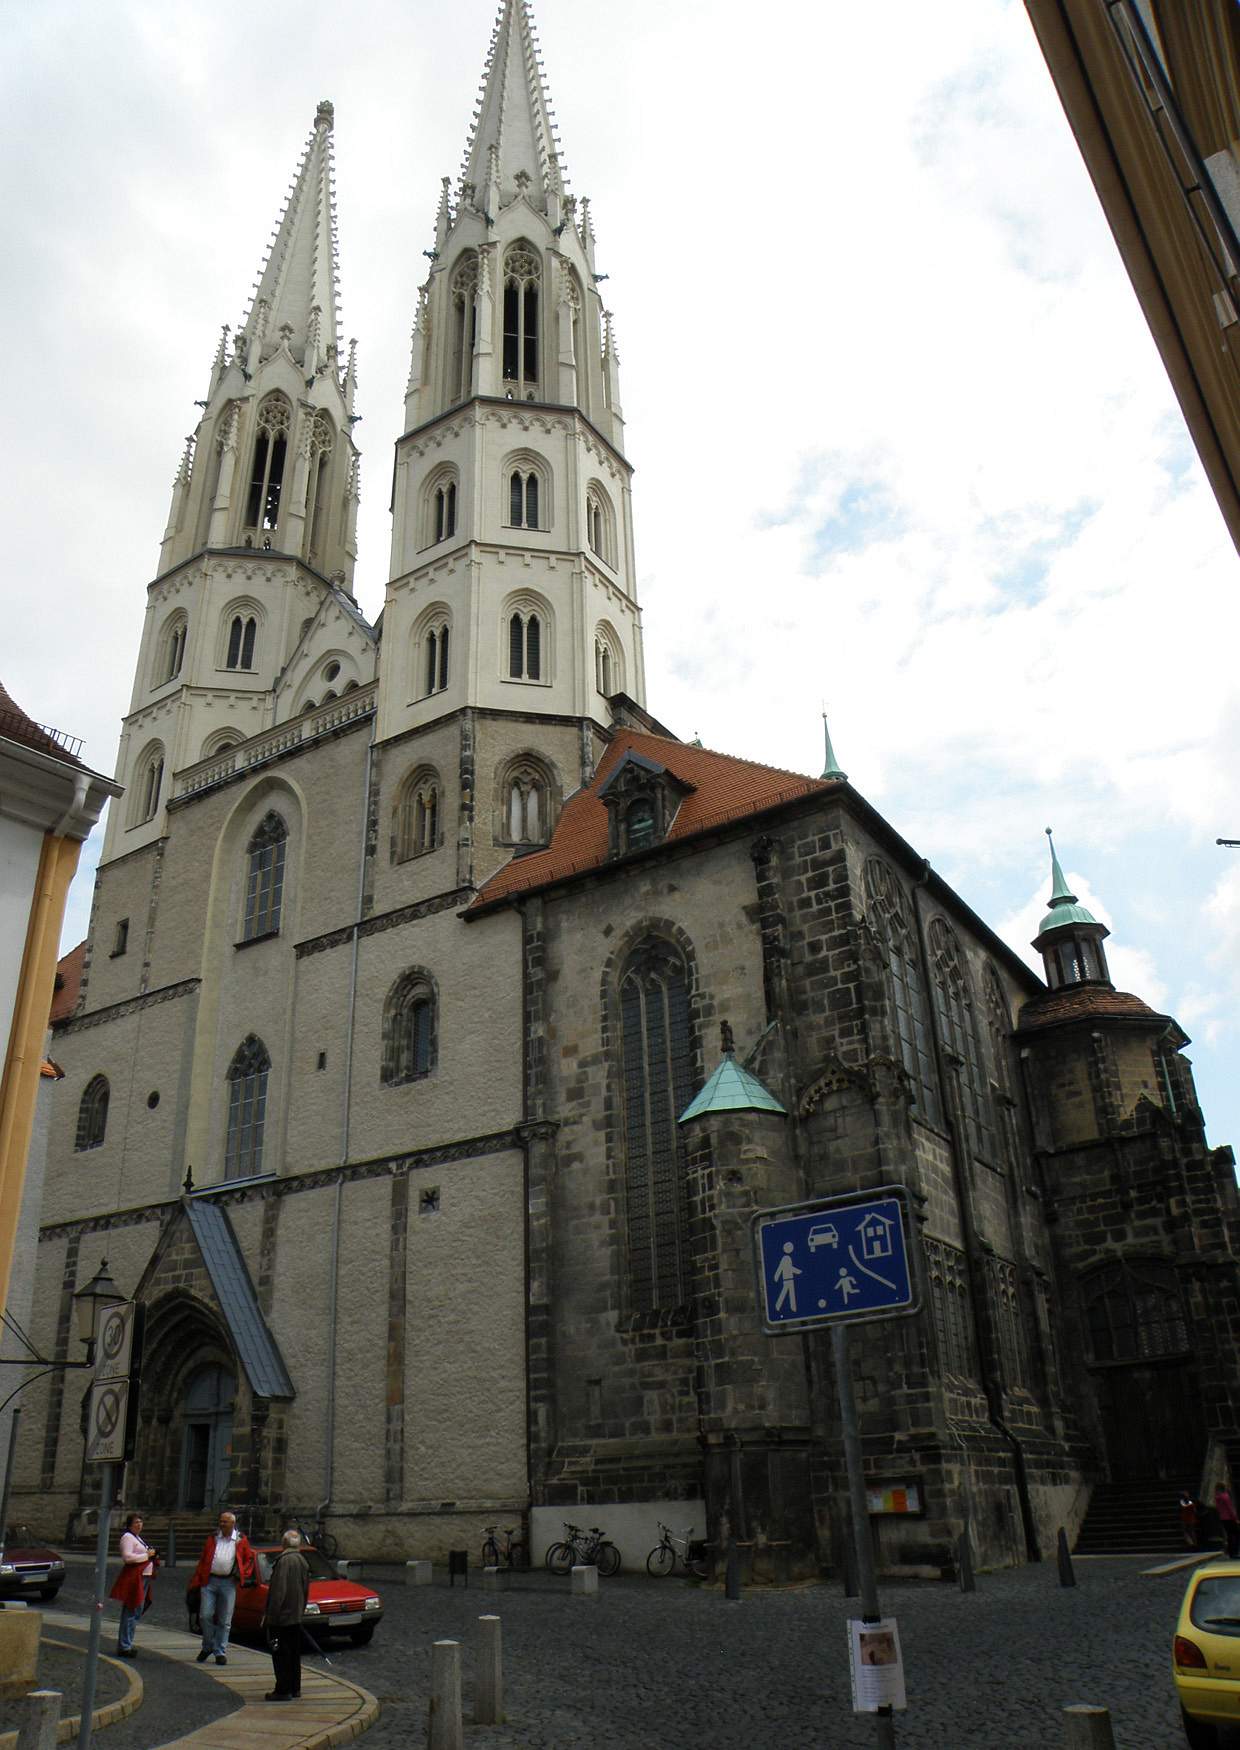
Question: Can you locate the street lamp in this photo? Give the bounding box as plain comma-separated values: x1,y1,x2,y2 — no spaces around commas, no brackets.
71,1260,124,1359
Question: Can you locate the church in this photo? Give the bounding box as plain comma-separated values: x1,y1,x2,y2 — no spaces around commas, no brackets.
13,0,1240,1576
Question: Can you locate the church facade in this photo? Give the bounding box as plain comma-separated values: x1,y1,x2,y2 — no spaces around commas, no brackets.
13,0,1240,1575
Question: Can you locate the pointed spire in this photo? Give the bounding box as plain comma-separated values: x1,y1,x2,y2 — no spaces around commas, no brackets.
821,710,847,781
239,100,342,368
458,1,569,215
1034,829,1111,985
1039,827,1099,931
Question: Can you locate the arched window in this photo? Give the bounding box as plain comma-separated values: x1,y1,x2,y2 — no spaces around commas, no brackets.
303,412,334,563
585,485,614,566
495,756,557,846
394,767,442,861
226,614,257,671
502,242,540,393
382,970,437,1084
509,469,540,528
594,625,623,698
244,395,291,533
507,609,541,680
925,1237,978,1377
864,858,942,1126
1084,1258,1189,1362
242,812,287,941
425,623,450,695
159,614,187,685
425,468,459,547
75,1075,109,1152
450,252,478,402
436,481,456,541
201,729,242,760
928,918,994,1164
131,744,165,827
225,1035,271,1179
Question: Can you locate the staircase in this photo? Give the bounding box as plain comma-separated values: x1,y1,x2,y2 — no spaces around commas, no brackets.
1073,1480,1194,1555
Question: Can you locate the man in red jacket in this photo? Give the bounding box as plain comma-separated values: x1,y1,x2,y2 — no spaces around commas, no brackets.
189,1510,256,1665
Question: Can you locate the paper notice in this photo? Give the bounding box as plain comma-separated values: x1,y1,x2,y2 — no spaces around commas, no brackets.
847,1617,907,1712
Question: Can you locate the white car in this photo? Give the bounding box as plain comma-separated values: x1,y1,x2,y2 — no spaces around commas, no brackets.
808,1223,839,1252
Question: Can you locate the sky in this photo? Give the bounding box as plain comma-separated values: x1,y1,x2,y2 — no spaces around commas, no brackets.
4,0,1238,1154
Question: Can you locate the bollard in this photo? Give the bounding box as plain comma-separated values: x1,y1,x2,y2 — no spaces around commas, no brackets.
1057,1527,1076,1589
335,1559,359,1580
16,1690,61,1750
428,1639,463,1750
166,1523,177,1570
406,1559,433,1587
725,1540,741,1603
570,1564,598,1597
481,1565,504,1591
1063,1704,1116,1749
957,1530,976,1594
474,1615,503,1726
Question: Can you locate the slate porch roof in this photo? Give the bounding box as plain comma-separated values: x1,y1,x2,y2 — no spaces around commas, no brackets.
184,1198,295,1400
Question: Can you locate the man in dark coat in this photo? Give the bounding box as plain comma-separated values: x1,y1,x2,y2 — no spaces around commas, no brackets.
262,1529,311,1700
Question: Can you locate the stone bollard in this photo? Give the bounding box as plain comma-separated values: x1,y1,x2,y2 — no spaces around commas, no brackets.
474,1615,503,1726
570,1564,598,1598
406,1560,433,1587
16,1690,62,1750
481,1565,504,1592
1063,1704,1115,1749
957,1531,976,1594
335,1559,359,1580
428,1639,463,1750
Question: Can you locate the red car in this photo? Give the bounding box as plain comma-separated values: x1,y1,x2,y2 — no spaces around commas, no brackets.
0,1538,65,1603
230,1546,384,1647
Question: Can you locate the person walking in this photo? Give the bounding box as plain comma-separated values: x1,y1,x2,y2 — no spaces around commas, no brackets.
1180,1489,1200,1549
262,1529,311,1701
109,1512,156,1658
1215,1485,1240,1558
189,1510,256,1666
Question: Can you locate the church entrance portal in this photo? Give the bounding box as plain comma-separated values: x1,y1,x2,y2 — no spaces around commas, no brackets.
177,1365,235,1510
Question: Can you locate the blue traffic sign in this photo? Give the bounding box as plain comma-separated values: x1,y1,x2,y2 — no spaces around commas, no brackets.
754,1193,916,1330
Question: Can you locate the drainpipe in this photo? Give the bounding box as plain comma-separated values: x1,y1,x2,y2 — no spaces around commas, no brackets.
322,718,377,1519
911,862,1039,1562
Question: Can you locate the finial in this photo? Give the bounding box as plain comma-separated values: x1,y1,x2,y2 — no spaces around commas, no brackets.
315,100,334,131
821,709,847,781
720,1019,735,1056
1045,827,1076,905
183,1165,195,1194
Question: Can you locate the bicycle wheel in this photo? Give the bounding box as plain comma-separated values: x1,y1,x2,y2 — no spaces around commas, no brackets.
596,1542,621,1577
646,1544,675,1578
546,1541,574,1575
317,1528,340,1562
481,1538,499,1568
687,1552,710,1579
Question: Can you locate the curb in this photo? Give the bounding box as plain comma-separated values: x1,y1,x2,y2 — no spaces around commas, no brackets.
0,1639,143,1750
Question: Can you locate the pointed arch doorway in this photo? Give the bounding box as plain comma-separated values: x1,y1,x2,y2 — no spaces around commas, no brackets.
178,1364,236,1510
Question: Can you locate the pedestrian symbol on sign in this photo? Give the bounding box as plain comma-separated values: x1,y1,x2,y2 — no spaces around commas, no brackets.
772,1242,801,1314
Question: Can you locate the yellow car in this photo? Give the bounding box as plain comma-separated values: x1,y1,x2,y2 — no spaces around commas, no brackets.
1173,1560,1240,1747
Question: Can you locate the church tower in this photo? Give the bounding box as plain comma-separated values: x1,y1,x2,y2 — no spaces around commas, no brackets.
103,102,369,865
378,0,645,840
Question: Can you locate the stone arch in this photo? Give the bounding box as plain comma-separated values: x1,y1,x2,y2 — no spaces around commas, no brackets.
492,750,560,846
500,587,553,684
129,1288,240,1512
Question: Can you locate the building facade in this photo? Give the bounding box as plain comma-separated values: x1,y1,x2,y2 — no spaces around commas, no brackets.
9,0,1239,1574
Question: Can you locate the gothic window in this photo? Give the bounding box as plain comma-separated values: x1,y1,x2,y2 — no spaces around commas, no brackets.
225,1035,270,1179
1083,1258,1189,1363
450,252,478,402
303,412,334,563
495,755,557,846
863,858,942,1127
75,1075,109,1151
158,614,187,685
394,767,442,861
508,610,542,680
382,970,437,1084
226,614,258,670
990,1256,1028,1388
131,743,165,827
424,622,450,695
509,469,540,528
242,812,287,941
424,467,459,547
244,395,291,532
618,940,696,1311
585,484,614,566
928,918,995,1164
925,1237,978,1378
594,625,623,698
502,242,540,393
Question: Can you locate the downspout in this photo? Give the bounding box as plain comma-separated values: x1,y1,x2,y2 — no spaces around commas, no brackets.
321,715,377,1520
911,862,1040,1562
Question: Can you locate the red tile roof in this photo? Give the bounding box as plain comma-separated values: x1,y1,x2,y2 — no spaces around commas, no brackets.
1017,984,1165,1032
50,941,87,1025
471,730,836,912
0,681,85,769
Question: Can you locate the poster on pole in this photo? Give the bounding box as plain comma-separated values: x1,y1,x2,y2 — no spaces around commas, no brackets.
847,1617,907,1712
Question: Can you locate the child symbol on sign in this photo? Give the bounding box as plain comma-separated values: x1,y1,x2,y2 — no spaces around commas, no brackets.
835,1267,859,1304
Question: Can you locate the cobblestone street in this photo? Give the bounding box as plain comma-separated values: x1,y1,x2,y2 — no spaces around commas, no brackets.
47,1551,1239,1748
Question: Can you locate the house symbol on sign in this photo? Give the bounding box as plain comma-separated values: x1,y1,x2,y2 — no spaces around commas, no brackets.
857,1212,895,1262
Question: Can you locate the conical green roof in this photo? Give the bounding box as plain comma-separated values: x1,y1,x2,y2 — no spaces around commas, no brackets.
821,711,847,782
679,1053,786,1123
1036,828,1103,937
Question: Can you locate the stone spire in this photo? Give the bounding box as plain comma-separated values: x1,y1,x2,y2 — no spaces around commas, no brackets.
238,100,342,370
458,1,567,216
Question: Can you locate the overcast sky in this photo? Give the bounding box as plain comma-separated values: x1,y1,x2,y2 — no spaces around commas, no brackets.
5,0,1238,1155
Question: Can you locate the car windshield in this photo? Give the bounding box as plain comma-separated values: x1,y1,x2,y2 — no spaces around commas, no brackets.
256,1548,338,1584
1191,1576,1240,1635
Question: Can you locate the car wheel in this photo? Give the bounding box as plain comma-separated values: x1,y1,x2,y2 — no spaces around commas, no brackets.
39,1586,62,1602
349,1625,375,1647
1182,1707,1220,1749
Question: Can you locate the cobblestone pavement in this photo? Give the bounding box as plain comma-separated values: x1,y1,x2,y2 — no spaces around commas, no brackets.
52,1552,1240,1748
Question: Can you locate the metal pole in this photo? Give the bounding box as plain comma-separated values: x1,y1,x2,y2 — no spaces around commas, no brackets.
0,1406,22,1558
76,1461,115,1750
833,1323,896,1750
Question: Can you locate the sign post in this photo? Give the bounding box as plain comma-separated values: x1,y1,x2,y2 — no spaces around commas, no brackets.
78,1302,142,1750
753,1188,920,1749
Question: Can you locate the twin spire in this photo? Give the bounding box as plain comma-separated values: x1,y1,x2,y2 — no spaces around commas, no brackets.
458,0,566,215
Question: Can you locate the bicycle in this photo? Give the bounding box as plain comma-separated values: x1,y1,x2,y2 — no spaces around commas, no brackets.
481,1524,525,1569
545,1521,621,1577
646,1521,709,1579
287,1510,339,1562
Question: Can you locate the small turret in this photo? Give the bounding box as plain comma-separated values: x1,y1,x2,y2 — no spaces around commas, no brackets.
1032,828,1111,990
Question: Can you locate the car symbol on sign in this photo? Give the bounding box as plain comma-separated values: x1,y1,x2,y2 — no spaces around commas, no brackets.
807,1222,839,1252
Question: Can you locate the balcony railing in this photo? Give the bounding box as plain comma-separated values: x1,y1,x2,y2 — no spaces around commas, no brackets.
175,682,376,798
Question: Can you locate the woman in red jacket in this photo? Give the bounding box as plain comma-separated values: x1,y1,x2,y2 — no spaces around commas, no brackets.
108,1513,156,1657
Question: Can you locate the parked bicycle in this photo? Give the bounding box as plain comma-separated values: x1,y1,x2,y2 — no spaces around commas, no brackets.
286,1509,339,1562
481,1524,525,1569
545,1521,621,1577
646,1521,710,1579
